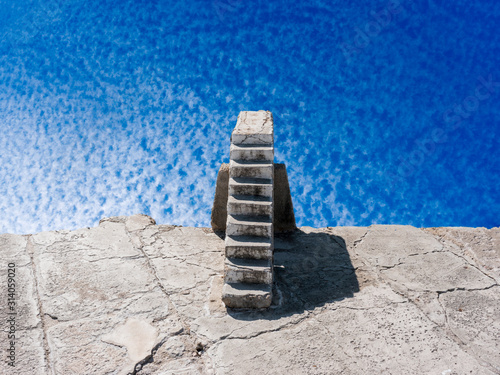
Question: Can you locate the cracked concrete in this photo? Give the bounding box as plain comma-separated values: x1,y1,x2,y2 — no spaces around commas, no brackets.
1,216,499,374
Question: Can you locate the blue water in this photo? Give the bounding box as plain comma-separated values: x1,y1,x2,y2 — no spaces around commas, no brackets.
0,0,499,234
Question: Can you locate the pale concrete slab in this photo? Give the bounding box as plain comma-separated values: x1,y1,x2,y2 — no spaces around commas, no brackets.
424,227,500,283
1,217,499,374
102,318,158,362
0,234,48,375
439,287,500,370
231,110,274,145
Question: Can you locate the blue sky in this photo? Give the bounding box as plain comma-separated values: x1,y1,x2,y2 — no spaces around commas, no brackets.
0,0,499,234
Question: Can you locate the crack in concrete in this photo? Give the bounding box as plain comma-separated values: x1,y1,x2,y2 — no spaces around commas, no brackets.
379,261,404,270
374,231,500,374
150,252,221,277
446,247,498,286
130,336,168,375
124,224,217,374
378,269,498,367
422,228,500,284
385,286,479,359
26,235,56,375
432,292,497,374
223,313,312,341
407,248,446,257
124,229,191,334
166,278,214,297
334,301,409,311
435,284,498,294
86,254,144,263
342,228,500,372
12,222,498,374
351,228,369,251
435,293,468,345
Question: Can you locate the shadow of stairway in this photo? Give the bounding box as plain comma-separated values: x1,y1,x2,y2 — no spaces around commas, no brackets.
227,230,359,319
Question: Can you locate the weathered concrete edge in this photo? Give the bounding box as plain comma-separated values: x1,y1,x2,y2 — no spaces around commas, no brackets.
1,218,499,374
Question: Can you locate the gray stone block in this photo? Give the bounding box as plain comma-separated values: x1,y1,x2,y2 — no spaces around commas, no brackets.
230,143,274,161
225,235,273,260
229,176,273,197
224,258,273,284
231,111,274,145
226,215,272,237
229,159,274,179
221,283,272,309
227,195,273,216
211,163,296,233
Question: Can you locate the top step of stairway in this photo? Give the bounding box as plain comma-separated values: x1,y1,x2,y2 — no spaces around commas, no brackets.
231,111,274,145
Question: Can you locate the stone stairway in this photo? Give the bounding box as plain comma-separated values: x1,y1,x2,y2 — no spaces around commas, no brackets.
222,111,274,309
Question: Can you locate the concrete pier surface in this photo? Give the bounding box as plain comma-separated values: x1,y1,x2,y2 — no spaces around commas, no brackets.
1,214,499,374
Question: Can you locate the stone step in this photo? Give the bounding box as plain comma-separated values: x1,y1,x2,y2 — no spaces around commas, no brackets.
232,111,273,146
222,282,272,309
224,257,273,284
230,160,273,179
227,195,273,216
230,143,274,162
225,235,273,260
226,214,273,237
229,177,273,197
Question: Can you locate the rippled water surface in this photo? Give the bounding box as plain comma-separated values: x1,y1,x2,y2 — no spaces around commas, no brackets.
0,0,499,233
